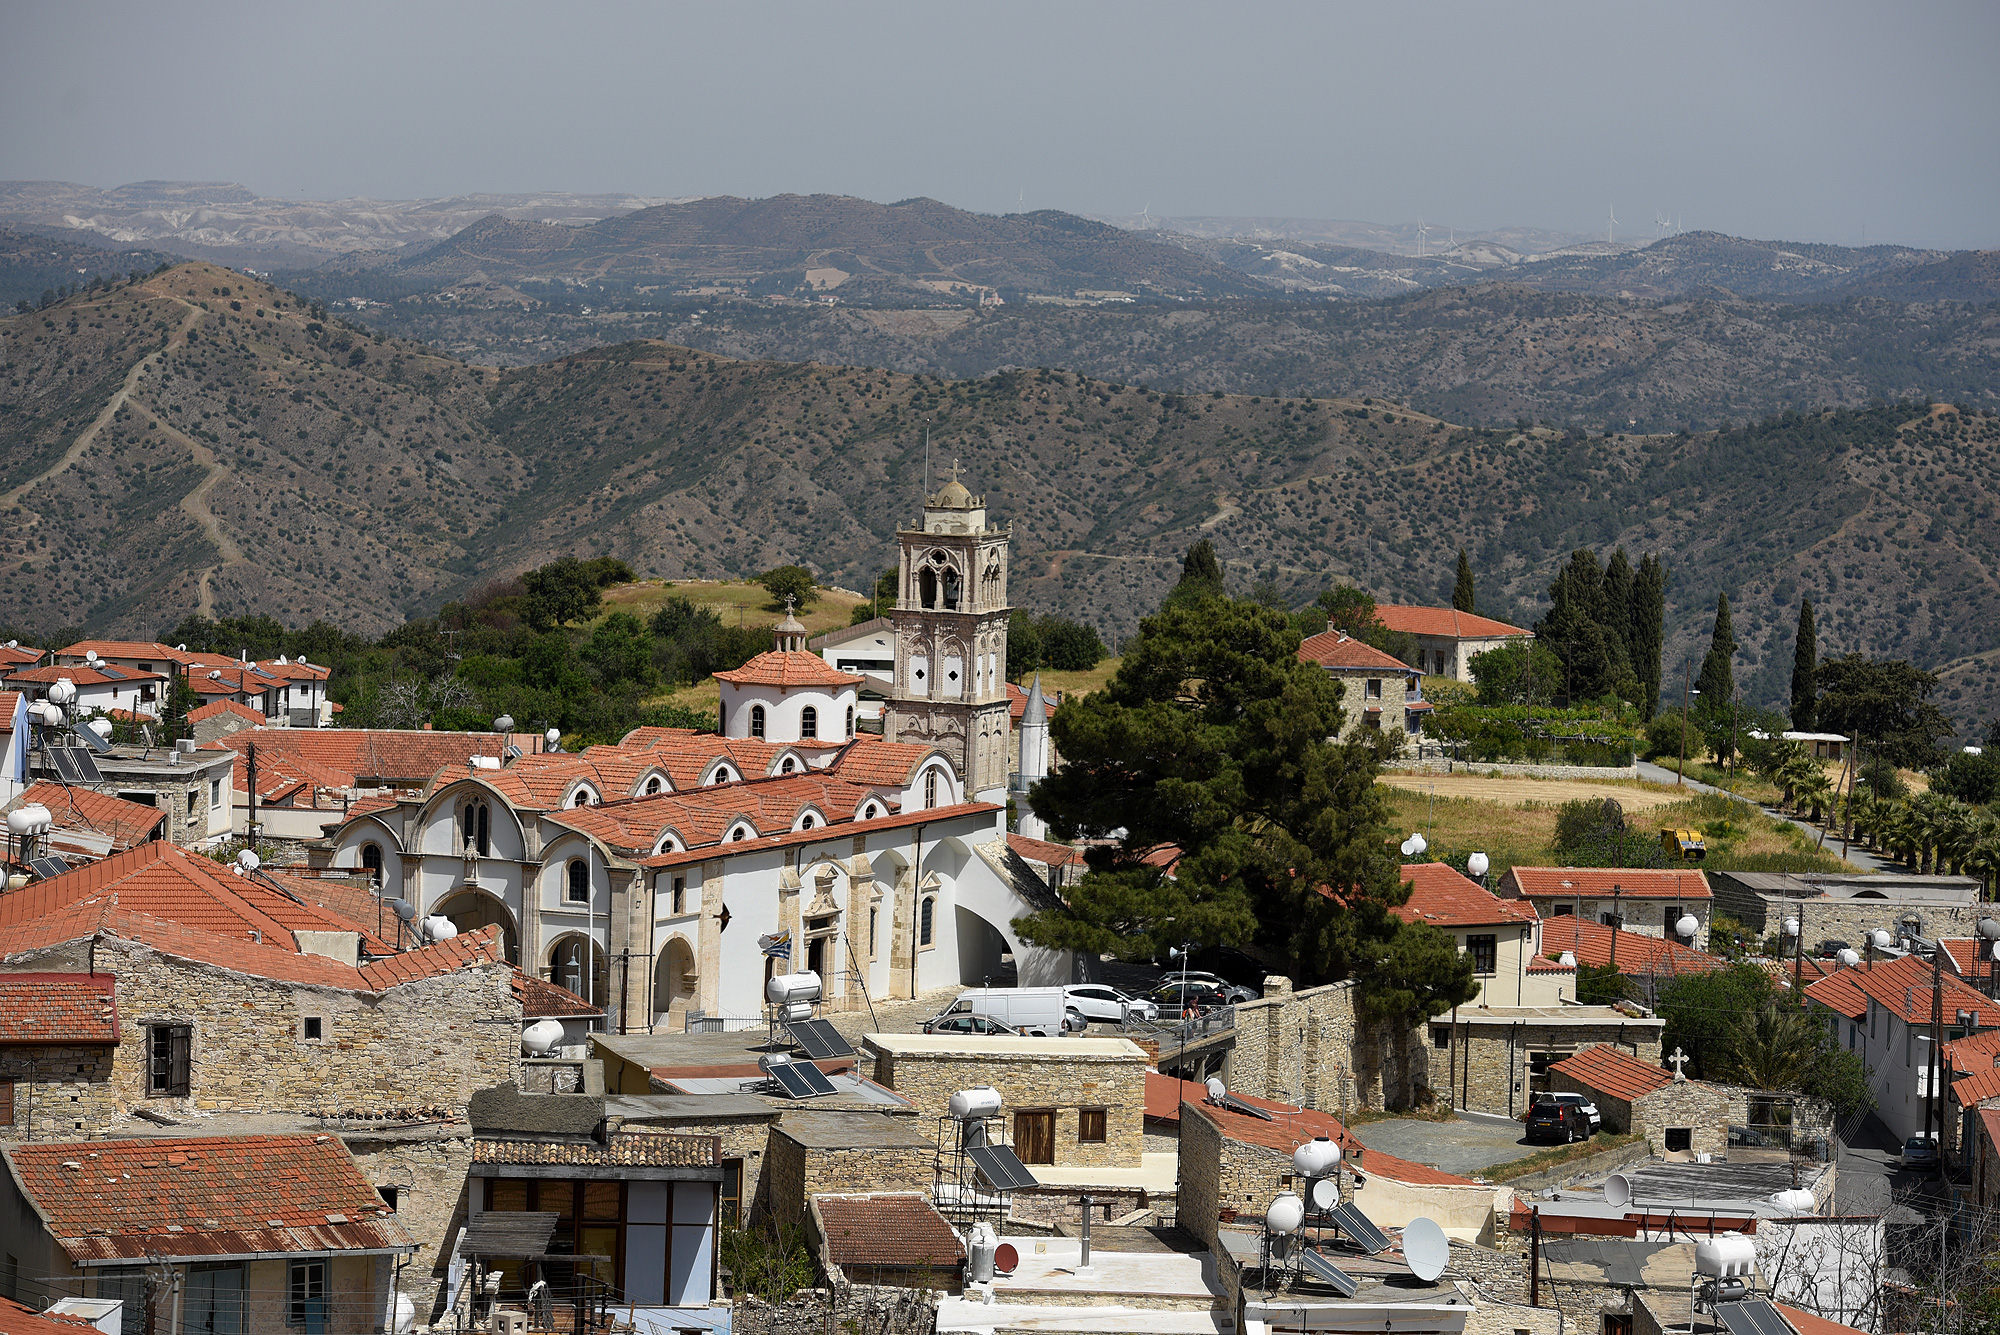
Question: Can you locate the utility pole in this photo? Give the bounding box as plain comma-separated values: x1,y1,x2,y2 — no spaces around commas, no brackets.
1677,657,1692,785
1928,939,1944,1151
1529,1206,1542,1307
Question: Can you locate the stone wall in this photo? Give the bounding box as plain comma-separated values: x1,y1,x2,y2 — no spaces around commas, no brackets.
1760,895,1987,950
1386,758,1639,781
0,1043,118,1141
1716,1085,1836,1157
0,937,521,1132
1177,1099,1225,1254
1631,1082,1730,1158
1224,981,1429,1113
343,1127,474,1322
867,1042,1145,1168
733,1287,937,1335
1444,1025,1663,1118
759,1129,935,1226
636,1115,776,1227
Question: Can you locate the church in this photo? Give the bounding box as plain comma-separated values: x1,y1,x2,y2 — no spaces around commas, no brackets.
317,472,1078,1028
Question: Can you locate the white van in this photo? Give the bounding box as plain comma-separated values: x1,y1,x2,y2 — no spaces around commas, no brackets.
932,987,1083,1038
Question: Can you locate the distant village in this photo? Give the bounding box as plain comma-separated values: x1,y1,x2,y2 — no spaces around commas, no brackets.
0,473,1977,1335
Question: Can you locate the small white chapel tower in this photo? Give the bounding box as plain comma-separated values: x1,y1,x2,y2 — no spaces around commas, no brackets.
885,461,1013,803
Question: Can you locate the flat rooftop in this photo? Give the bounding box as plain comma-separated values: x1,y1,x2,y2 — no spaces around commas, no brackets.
865,1033,1147,1058
772,1110,938,1150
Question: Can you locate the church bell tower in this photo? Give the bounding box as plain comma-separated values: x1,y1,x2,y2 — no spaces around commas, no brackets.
885,462,1013,803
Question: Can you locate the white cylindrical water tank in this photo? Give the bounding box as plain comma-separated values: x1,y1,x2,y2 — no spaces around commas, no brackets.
968,1223,997,1283
1770,1188,1816,1214
1838,949,1861,968
1695,1233,1756,1277
7,804,51,836
777,1001,813,1023
1292,1136,1340,1178
522,1018,565,1056
1870,929,1893,950
1676,914,1699,939
387,1291,415,1335
421,915,458,942
87,718,113,740
1265,1192,1305,1235
949,1086,1004,1120
765,970,823,1006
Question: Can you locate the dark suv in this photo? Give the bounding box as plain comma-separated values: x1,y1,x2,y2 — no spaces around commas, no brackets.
1526,1095,1589,1144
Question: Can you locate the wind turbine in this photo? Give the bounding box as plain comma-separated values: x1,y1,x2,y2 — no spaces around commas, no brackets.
1141,201,1152,229
1607,205,1618,245
1416,217,1430,257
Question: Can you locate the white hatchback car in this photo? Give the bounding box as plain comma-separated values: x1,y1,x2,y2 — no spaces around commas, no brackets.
1063,984,1160,1023
1546,1091,1602,1133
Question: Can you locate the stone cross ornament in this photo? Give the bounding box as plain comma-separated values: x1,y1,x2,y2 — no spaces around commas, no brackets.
1667,1047,1691,1082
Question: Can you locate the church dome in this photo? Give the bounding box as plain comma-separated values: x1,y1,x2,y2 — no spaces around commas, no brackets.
933,479,974,508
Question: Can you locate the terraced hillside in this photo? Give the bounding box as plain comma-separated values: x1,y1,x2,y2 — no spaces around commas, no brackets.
3,263,1998,735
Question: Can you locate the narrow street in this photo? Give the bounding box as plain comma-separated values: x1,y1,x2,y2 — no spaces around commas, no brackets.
1634,760,1897,873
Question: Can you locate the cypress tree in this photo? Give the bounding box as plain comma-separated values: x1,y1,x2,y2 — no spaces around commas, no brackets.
1453,548,1476,613
1697,592,1736,705
1165,539,1226,607
1791,599,1818,731
1632,555,1667,720
1603,549,1636,668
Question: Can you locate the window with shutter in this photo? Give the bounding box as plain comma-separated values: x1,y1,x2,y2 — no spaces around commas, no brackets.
148,1024,191,1097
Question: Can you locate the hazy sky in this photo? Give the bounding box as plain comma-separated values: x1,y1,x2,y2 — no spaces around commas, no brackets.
6,0,1997,250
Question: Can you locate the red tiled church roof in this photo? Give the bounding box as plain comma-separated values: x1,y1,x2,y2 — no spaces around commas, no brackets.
1372,605,1532,639
1549,1044,1674,1101
713,650,863,689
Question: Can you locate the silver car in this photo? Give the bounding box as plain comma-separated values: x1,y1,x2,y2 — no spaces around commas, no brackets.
1063,984,1160,1023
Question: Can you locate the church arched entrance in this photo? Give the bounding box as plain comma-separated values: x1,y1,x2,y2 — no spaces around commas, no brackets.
653,937,697,1027
433,890,519,964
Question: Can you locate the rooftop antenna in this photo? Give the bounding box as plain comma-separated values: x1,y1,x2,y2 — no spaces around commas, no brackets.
1608,205,1618,245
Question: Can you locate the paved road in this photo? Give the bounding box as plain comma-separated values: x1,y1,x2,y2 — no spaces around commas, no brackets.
1634,760,1896,872
1348,1112,1536,1176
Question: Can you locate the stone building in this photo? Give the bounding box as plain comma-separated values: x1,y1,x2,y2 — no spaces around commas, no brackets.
1167,977,1432,1113
1499,867,1713,951
1433,1007,1665,1119
1548,1044,1728,1157
884,466,1015,803
864,1032,1146,1169
762,1111,939,1225
0,1132,414,1335
1370,605,1534,683
23,742,238,850
1297,630,1429,742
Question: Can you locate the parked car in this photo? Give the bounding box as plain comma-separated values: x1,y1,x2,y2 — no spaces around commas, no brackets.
1156,971,1259,1005
1900,1135,1940,1171
1152,945,1272,991
1148,979,1237,1014
1063,984,1160,1023
922,1012,1022,1037
933,987,1075,1037
1526,1095,1590,1144
1815,939,1853,959
1546,1091,1602,1133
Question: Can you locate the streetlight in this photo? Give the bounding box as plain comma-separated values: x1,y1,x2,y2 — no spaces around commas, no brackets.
1468,851,1490,888
1784,915,1802,990
1980,918,2000,999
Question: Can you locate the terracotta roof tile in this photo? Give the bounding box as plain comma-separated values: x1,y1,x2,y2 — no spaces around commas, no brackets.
1298,631,1411,672
1527,954,1578,973
0,1294,105,1334
816,1194,965,1269
3,665,164,687
472,1131,717,1168
0,691,20,727
1773,1302,1869,1335
53,640,181,662
1008,833,1081,868
1945,1028,2000,1074
1549,1044,1674,1101
0,973,118,1044
640,801,998,870
1803,968,1871,1020
206,728,505,788
1951,1066,2000,1108
14,783,165,852
5,1134,412,1264
1539,917,1722,975
1394,862,1539,928
515,971,603,1018
1837,953,1990,1026
186,699,267,727
713,650,863,689
0,645,46,667
1503,867,1712,901
1371,605,1533,639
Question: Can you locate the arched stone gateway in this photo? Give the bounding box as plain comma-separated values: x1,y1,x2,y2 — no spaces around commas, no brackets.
545,932,609,1013
653,937,697,1026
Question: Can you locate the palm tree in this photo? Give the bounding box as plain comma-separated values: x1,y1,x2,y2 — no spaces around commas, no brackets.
1966,822,2000,901
1775,750,1820,812
1793,770,1835,828
1715,1003,1818,1091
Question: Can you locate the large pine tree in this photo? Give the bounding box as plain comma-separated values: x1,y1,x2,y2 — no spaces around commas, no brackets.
1697,592,1736,705
1632,555,1667,720
1791,599,1818,731
1453,549,1476,613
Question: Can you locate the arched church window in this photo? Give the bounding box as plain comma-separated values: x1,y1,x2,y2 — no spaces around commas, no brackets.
919,567,938,609
845,705,855,738
462,800,491,857
360,843,382,886
571,788,592,807
920,897,935,946
781,757,796,775
801,706,818,739
645,775,663,795
800,813,816,830
566,859,589,903
924,768,940,810
942,568,961,610
863,802,879,820
750,704,766,739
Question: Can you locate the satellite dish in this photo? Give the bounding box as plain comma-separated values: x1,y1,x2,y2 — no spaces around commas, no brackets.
236,849,261,871
1310,1178,1337,1210
1467,851,1490,878
1402,1217,1449,1282
84,650,98,663
1205,1076,1227,1102
1605,1172,1633,1209
1400,837,1418,857
545,727,562,746
392,899,419,922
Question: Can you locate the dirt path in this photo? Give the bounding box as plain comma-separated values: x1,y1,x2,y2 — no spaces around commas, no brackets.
127,401,244,617
1379,773,1683,810
0,304,204,515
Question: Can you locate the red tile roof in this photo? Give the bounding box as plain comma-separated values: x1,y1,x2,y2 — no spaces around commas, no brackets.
1372,605,1532,640
1549,1044,1674,1101
1803,968,1871,1020
1008,833,1081,868
815,1194,966,1269
1503,867,1712,901
15,782,166,852
1539,916,1724,975
1527,954,1579,973
0,645,45,667
0,973,119,1044
186,699,267,728
516,971,602,1018
0,1295,101,1335
713,650,863,689
1945,1028,2000,1075
640,801,999,869
0,841,392,956
3,665,164,687
1006,679,1059,722
1773,1303,1868,1335
1298,631,1411,672
1951,1066,2000,1108
53,640,182,663
0,691,20,729
206,728,504,787
5,1134,413,1264
1395,862,1539,929
1843,953,1991,1025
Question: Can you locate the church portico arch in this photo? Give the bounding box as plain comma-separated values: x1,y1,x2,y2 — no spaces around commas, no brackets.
653,935,698,1025
433,888,520,965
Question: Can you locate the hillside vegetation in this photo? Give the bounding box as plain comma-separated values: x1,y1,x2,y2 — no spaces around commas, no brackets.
3,263,1999,737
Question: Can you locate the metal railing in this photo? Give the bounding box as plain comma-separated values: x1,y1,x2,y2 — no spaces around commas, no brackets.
682,1009,766,1033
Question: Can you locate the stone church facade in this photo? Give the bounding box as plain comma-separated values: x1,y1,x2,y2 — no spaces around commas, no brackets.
884,467,1014,803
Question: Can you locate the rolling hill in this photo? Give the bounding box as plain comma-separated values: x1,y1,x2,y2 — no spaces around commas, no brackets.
3,262,1998,737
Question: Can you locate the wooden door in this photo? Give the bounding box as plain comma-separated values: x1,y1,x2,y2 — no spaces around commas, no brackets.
1015,1110,1056,1164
